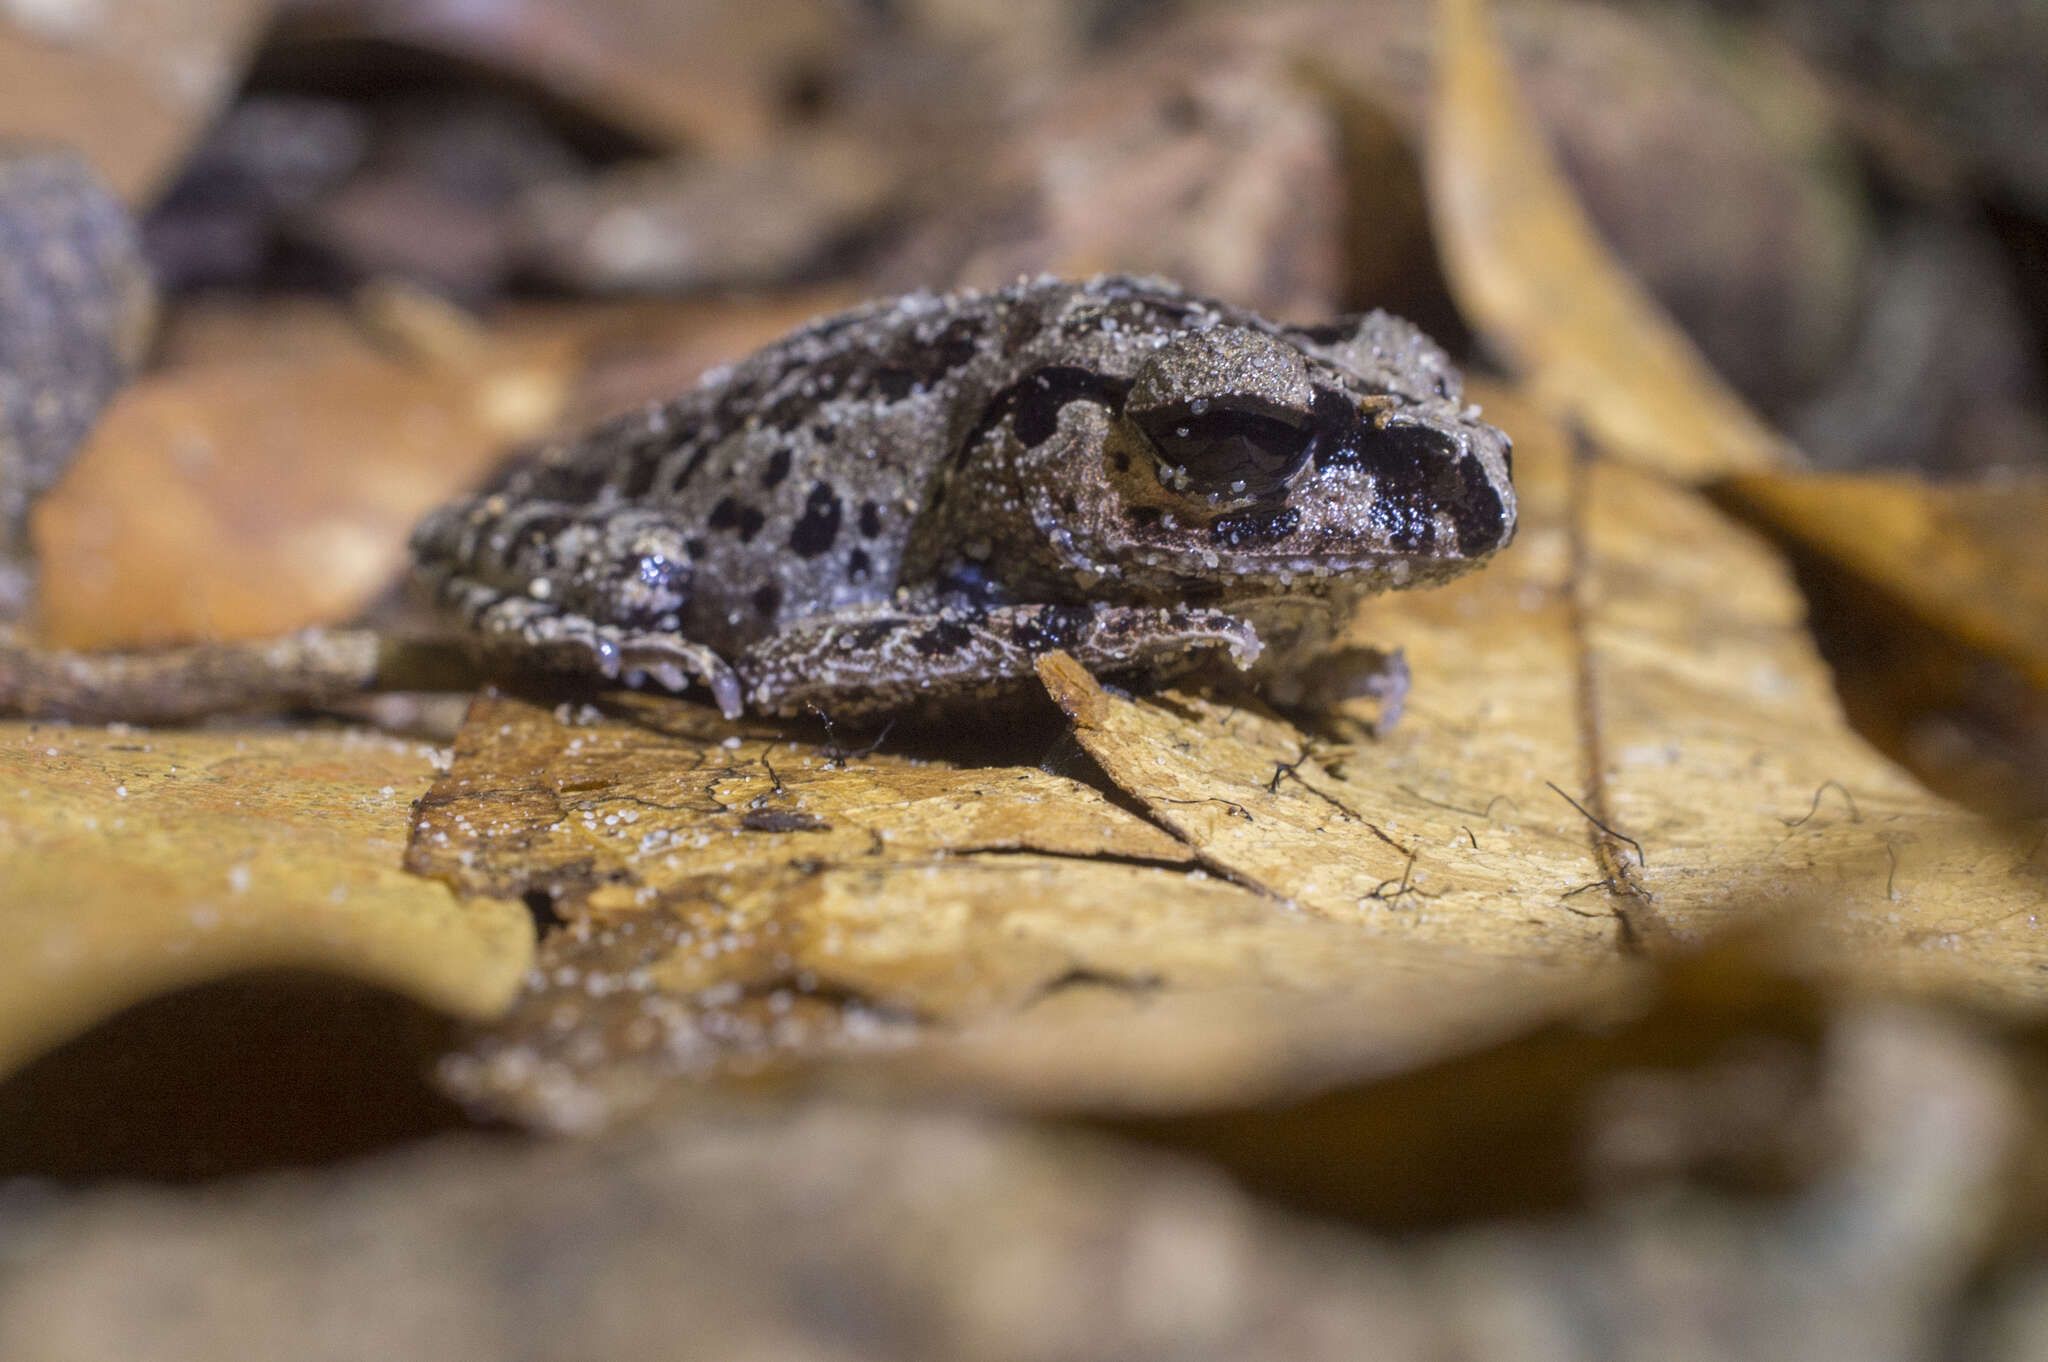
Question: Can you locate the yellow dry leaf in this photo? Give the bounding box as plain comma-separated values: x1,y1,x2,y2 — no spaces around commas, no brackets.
411,690,1612,1129
1427,0,1794,477
31,299,575,650
1714,472,2048,692
0,722,532,1079
1711,471,2048,819
0,1,273,204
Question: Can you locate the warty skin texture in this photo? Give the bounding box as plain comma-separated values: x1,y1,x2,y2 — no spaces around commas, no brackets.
410,275,1515,718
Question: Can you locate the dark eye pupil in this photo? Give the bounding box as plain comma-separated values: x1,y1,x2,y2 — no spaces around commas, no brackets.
1135,406,1311,496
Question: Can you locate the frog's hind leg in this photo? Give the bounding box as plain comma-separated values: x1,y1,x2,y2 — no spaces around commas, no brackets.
732,601,1262,717
414,501,745,717
444,584,744,718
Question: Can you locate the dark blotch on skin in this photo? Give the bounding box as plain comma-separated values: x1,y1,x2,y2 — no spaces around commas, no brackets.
790,481,843,558
1339,423,1486,555
1448,453,1508,553
874,366,918,401
848,620,898,650
1209,505,1300,548
928,314,986,375
812,424,836,445
913,619,976,657
670,443,716,493
858,500,882,539
752,583,781,617
957,366,1129,466
848,548,872,581
1369,489,1439,553
1013,367,1126,446
761,447,792,489
708,496,742,530
685,537,706,559
737,506,767,543
875,313,986,403
757,354,857,432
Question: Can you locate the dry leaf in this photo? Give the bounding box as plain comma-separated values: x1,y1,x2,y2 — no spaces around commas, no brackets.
29,298,575,650
519,133,898,294
407,690,1610,1130
1283,0,1866,414
1713,474,2048,694
278,0,845,155
0,721,532,1080
1713,471,2048,817
0,1100,1437,1361
878,21,1346,323
1426,0,1795,477
0,1005,2019,1361
0,0,274,204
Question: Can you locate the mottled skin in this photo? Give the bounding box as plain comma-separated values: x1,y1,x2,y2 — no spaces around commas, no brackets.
410,275,1515,719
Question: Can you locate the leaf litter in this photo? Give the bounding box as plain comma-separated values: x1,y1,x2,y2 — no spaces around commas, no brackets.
0,0,2035,1229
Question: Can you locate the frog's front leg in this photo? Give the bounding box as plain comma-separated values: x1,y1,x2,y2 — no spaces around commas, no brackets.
733,602,1262,717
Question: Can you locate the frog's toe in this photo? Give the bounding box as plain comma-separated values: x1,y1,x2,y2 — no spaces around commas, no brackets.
616,640,744,719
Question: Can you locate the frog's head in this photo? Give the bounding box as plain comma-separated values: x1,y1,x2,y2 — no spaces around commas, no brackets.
1033,316,1516,604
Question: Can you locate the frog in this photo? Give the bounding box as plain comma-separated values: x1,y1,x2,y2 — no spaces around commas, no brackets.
409,274,1516,722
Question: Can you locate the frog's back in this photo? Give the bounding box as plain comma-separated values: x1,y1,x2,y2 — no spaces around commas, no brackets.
410,276,1235,655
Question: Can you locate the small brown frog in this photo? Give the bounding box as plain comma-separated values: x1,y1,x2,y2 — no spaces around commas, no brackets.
1,275,1513,726
411,274,1516,721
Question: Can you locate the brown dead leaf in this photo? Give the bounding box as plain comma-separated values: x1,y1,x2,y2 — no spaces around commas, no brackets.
30,296,576,650
1713,474,2048,694
279,0,846,155
0,0,274,204
1270,0,1868,415
0,1002,2015,1360
408,691,1612,1129
1426,0,1795,477
408,691,1190,901
877,21,1346,323
1712,471,2048,818
519,133,899,294
0,721,531,1080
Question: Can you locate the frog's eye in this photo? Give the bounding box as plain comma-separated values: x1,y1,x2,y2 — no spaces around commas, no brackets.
1132,401,1313,498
